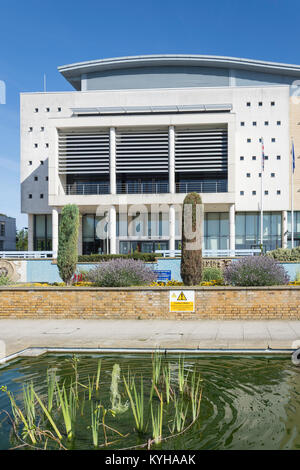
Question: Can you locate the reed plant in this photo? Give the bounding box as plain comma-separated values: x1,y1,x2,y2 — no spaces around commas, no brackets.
124,375,146,434
150,393,163,444
55,381,77,440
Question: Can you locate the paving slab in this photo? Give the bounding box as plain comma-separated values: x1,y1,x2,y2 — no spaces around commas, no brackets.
0,319,299,360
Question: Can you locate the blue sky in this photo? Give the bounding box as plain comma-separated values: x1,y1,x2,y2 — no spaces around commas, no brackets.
1,0,300,228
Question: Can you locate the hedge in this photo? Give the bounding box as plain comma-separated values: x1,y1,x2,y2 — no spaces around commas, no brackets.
78,253,162,263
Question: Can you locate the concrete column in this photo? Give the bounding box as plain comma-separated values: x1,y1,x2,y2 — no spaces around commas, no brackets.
169,126,175,194
77,213,83,255
282,210,288,248
110,127,116,195
229,203,235,256
109,205,117,254
28,214,34,251
169,205,176,252
52,208,59,258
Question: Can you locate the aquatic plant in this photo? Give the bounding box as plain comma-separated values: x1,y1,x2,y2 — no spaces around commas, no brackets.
151,394,163,444
95,359,102,391
90,403,101,447
55,381,77,440
123,375,146,434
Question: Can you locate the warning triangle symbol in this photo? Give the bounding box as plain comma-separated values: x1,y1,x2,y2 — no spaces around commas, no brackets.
177,291,187,301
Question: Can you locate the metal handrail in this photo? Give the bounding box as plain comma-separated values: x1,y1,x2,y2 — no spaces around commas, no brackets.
0,251,55,259
155,249,261,258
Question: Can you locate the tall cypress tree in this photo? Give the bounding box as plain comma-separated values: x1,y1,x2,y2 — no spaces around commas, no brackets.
180,192,203,286
57,204,79,285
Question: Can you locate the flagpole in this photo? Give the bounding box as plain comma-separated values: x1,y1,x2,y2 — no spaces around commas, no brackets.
260,137,264,248
291,138,294,249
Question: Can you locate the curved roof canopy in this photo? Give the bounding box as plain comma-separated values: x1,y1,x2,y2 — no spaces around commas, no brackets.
58,54,300,90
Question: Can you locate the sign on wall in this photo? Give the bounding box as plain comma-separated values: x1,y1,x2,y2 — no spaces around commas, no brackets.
154,270,172,282
169,290,195,312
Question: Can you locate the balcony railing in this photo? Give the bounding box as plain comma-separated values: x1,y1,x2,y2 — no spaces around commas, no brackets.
176,181,227,193
64,183,110,195
63,180,228,195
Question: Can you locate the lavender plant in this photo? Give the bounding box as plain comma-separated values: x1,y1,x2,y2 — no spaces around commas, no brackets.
223,256,290,286
87,258,156,287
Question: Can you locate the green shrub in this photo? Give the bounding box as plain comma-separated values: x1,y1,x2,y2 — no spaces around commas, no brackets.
57,205,79,285
78,253,160,263
87,258,157,287
202,267,223,282
224,256,290,286
267,246,300,261
0,274,11,286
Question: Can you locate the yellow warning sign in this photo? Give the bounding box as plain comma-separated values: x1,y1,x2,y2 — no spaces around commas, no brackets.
169,290,195,312
177,292,187,301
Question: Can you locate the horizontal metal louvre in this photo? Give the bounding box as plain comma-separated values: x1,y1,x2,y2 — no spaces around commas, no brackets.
175,129,228,172
116,131,169,173
58,131,110,174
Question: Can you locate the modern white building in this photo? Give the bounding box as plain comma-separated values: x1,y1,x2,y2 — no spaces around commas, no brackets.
20,55,300,255
0,214,16,251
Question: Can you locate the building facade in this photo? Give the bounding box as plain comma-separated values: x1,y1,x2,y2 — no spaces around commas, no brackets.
20,55,300,255
0,214,16,251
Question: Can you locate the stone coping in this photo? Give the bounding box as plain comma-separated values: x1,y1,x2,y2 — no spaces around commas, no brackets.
1,285,300,292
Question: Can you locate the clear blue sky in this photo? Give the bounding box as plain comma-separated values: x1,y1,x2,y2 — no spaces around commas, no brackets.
1,0,300,229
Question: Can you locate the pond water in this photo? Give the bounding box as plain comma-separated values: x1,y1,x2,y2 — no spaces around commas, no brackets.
0,353,299,450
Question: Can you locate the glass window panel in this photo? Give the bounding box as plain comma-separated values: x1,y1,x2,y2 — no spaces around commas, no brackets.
235,214,245,236
206,213,219,237
220,213,229,237
245,213,257,237
83,215,95,241
35,215,45,238
46,215,52,238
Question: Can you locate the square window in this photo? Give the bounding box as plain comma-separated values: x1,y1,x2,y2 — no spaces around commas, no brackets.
259,173,261,177
40,160,44,165
29,161,32,165
29,127,33,132
247,138,251,143
247,102,251,107
258,102,263,106
46,108,50,112
277,190,281,195
271,138,276,142
271,101,275,106
264,121,269,126
46,176,48,181
265,156,269,160
58,107,61,112
253,122,257,126
277,155,281,160
271,173,275,177
277,121,281,125
41,127,44,131
240,156,244,160
34,108,38,113
240,122,245,126
252,156,256,160
252,190,256,195
264,190,268,195
34,143,38,148
45,143,49,148
34,176,38,181
240,191,244,195
246,173,251,177
40,194,44,199
29,194,32,199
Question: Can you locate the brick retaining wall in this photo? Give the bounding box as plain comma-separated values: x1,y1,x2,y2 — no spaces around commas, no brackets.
1,287,300,319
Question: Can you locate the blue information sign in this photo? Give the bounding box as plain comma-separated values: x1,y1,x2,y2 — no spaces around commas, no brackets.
154,270,172,282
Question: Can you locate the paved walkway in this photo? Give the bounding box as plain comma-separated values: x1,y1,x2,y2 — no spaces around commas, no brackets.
1,319,300,359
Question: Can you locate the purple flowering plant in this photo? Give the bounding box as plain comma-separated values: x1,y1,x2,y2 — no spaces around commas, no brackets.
87,258,157,287
223,256,290,286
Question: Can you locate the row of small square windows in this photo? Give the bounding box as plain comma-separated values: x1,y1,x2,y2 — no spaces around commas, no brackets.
33,176,48,181
241,121,281,126
28,160,45,165
34,143,49,148
34,107,61,113
246,172,276,177
240,155,281,160
246,101,275,107
28,194,44,199
240,190,281,195
247,137,276,143
29,127,45,132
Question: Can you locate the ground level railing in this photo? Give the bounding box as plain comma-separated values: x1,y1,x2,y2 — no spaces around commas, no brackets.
155,249,262,258
0,251,55,259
